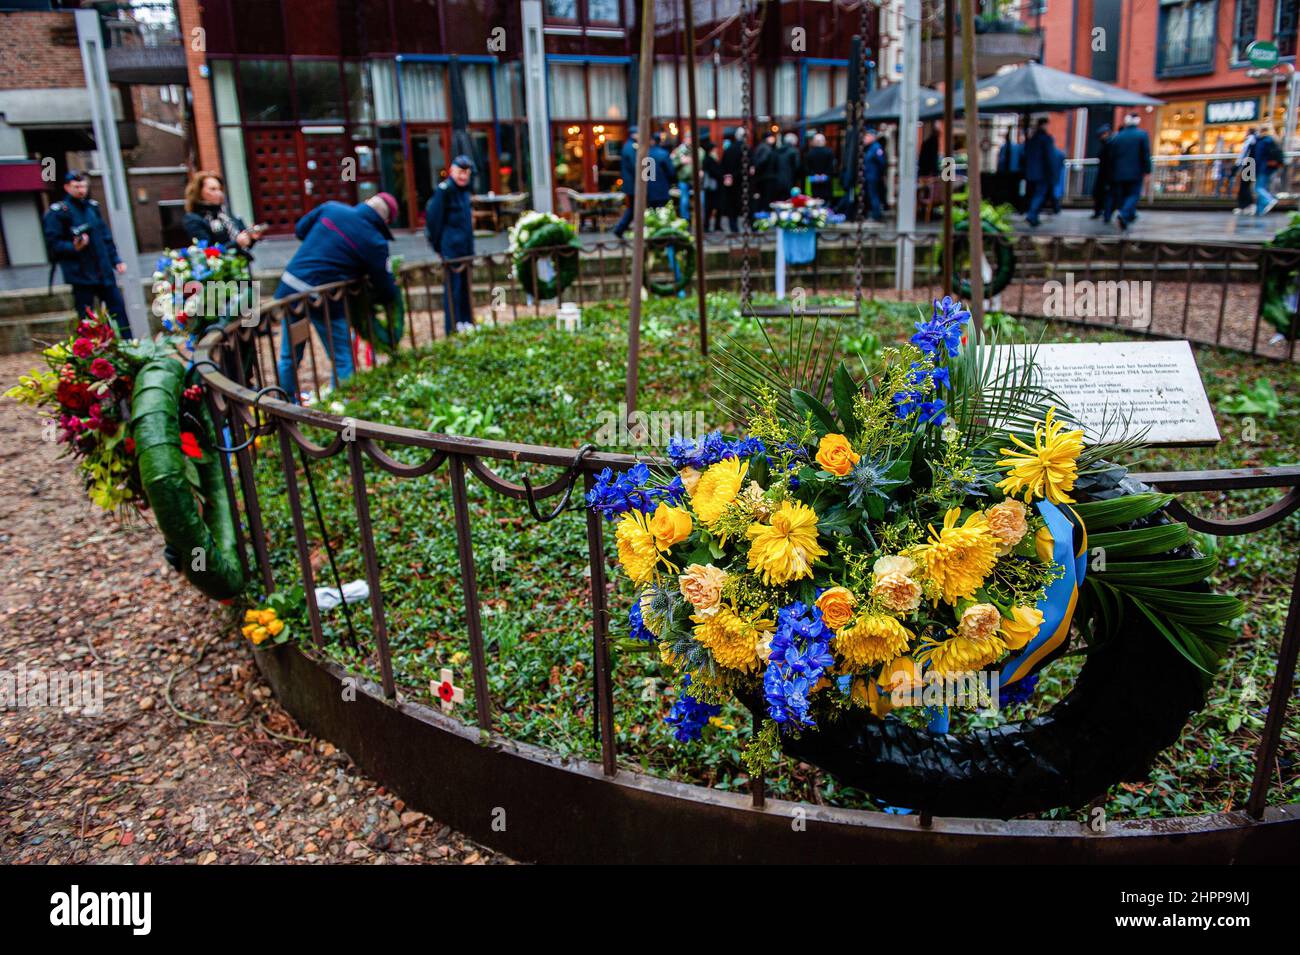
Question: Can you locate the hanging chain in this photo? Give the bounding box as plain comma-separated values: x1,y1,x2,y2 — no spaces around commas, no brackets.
739,0,756,309
853,0,871,314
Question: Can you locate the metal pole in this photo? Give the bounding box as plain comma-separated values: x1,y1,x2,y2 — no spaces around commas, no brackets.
624,0,656,425
75,9,149,340
521,1,554,213
942,0,955,297
895,0,920,291
684,0,709,356
960,0,984,333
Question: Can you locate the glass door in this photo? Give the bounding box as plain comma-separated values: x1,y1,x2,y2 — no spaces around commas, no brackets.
409,125,450,226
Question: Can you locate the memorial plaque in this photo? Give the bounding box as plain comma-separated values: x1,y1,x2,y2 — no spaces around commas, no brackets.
989,340,1221,446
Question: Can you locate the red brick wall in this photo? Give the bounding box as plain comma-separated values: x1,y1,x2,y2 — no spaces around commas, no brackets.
0,11,83,90
178,0,221,173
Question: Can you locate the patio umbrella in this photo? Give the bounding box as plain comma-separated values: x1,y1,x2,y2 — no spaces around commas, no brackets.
797,83,943,126
918,61,1162,119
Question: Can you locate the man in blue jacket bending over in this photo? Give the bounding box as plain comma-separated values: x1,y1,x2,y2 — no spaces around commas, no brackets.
425,154,476,335
276,193,400,399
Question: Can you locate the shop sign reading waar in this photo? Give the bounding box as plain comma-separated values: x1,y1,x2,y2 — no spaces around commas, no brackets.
1205,99,1259,125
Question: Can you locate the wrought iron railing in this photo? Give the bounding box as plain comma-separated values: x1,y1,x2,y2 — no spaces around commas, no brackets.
189,245,1300,837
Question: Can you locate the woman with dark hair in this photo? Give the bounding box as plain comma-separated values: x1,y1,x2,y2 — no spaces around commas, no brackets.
182,171,263,257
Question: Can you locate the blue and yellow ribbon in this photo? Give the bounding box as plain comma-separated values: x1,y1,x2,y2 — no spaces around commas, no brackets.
1000,500,1087,688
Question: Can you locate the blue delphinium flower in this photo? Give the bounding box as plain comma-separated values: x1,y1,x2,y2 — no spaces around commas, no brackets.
628,599,655,642
585,463,686,521
999,673,1039,706
910,295,971,359
663,674,721,742
667,430,766,470
763,602,836,729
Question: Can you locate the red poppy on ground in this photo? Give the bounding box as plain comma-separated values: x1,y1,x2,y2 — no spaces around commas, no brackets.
180,431,202,460
438,681,454,703
204,247,221,258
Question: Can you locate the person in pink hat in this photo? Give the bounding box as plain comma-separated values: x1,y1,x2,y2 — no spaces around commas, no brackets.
274,192,401,399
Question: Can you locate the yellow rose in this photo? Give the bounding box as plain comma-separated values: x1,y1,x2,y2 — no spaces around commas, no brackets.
986,499,1030,553
815,586,857,630
1035,525,1056,563
241,624,257,639
648,502,693,548
267,619,285,637
679,563,727,615
871,572,923,613
244,610,259,625
815,433,861,477
1001,605,1044,650
251,627,269,645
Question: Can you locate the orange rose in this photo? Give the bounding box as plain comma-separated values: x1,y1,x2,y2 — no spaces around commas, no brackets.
815,433,861,477
648,502,692,548
815,586,857,630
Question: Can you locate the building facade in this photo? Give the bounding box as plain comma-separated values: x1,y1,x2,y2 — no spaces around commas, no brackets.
187,0,877,232
1041,0,1300,160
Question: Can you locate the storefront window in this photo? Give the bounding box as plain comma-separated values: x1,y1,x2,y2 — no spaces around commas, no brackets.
589,65,626,120
1158,0,1217,76
294,61,345,121
212,60,240,125
588,0,620,22
549,63,587,117
1233,0,1259,63
240,60,292,122
344,62,374,124
400,62,449,122
370,60,401,123
464,63,494,123
554,124,585,190
1157,97,1264,158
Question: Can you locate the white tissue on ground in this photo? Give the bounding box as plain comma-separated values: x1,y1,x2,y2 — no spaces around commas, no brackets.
315,580,370,611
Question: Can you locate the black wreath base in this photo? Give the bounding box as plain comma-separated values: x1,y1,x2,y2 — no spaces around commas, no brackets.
740,477,1207,819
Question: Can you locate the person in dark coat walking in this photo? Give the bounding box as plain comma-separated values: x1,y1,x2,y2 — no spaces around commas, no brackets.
1235,128,1258,215
612,127,641,237
276,194,400,397
1108,113,1152,230
1250,127,1285,216
426,154,477,333
1090,125,1114,220
918,122,941,179
700,136,723,230
1023,118,1055,227
861,128,887,222
43,171,130,338
183,171,264,259
751,130,778,213
773,132,802,202
647,132,675,208
720,128,746,231
803,132,836,203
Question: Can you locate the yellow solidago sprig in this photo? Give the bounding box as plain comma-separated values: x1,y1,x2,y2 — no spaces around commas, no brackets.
242,607,289,647
745,499,828,585
911,507,1000,605
996,406,1086,504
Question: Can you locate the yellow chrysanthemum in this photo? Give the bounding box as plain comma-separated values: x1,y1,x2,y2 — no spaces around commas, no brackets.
690,457,749,526
913,508,1000,605
615,511,674,585
692,605,774,673
996,406,1086,504
745,500,828,585
834,614,913,668
1001,605,1045,650
916,630,1006,677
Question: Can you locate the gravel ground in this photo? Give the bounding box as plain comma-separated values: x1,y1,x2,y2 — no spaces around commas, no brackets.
0,350,503,865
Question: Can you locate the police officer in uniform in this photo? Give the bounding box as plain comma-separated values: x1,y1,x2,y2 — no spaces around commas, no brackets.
425,154,476,334
43,171,130,338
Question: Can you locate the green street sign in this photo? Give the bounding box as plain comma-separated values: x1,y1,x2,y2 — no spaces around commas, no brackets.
1247,40,1279,69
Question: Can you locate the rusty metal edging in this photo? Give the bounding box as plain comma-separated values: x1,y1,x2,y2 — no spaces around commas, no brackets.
251,641,1300,864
